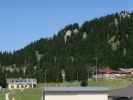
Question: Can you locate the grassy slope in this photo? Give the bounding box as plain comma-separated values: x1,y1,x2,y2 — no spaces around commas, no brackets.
0,93,5,100
9,84,44,100
9,88,42,100
0,77,132,100
44,77,133,89
88,79,132,89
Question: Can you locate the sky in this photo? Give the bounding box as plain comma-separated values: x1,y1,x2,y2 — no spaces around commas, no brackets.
0,0,133,51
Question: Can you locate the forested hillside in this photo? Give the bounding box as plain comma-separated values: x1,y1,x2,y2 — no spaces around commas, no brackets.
0,11,133,87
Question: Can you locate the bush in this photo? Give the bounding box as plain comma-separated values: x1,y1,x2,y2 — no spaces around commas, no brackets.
80,80,88,87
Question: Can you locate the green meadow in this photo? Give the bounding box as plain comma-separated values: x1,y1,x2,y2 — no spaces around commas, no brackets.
9,84,44,100
0,77,132,100
9,88,43,100
0,93,5,100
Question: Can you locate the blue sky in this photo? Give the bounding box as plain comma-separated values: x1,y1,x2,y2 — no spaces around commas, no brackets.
0,0,133,51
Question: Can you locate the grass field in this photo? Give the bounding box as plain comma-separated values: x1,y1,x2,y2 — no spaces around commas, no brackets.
0,93,5,100
9,88,43,100
88,78,132,89
44,77,133,89
9,84,44,100
0,77,132,100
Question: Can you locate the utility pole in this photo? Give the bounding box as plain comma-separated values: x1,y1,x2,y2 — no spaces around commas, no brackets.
96,57,98,82
88,67,90,80
61,69,65,83
76,71,78,81
44,69,47,83
94,57,98,82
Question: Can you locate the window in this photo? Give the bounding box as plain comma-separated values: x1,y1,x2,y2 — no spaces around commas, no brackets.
17,85,19,88
29,84,32,88
11,85,14,88
21,85,24,88
25,85,27,88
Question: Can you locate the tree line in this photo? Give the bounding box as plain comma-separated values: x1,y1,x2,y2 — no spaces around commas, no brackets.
0,11,133,87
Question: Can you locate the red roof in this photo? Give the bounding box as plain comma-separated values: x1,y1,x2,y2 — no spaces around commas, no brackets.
98,68,113,74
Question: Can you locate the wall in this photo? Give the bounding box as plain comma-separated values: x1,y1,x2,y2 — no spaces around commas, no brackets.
8,84,32,90
45,94,108,100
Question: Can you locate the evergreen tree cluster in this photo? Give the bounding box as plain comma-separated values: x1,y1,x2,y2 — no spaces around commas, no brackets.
0,11,133,87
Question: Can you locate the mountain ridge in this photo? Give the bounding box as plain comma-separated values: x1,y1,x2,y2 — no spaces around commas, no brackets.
0,10,133,86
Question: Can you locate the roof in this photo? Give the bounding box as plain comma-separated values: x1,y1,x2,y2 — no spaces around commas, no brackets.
98,68,113,74
119,68,133,73
6,78,37,85
110,84,133,97
44,87,110,95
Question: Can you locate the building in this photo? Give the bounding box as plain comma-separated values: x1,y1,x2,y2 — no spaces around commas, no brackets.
6,78,37,90
44,87,109,100
119,68,133,75
109,84,133,100
95,68,128,79
97,68,115,79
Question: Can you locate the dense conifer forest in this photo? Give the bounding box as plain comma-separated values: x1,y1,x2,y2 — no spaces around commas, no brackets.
0,11,133,87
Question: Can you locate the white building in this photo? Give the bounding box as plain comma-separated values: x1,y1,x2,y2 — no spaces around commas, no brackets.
6,78,37,90
44,87,109,100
